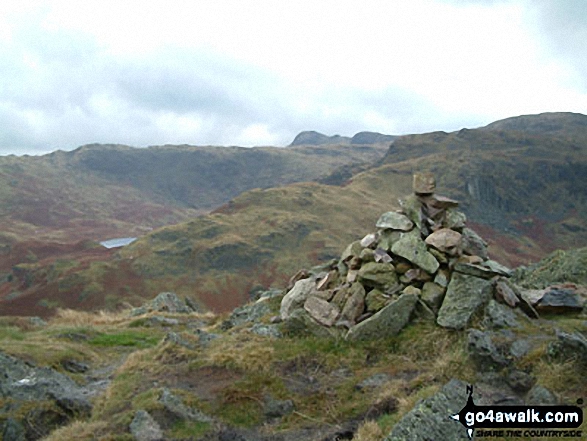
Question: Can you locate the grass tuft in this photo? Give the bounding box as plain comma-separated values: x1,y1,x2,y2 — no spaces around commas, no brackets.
352,420,384,441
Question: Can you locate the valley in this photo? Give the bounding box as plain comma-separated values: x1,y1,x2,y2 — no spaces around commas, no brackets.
1,112,585,317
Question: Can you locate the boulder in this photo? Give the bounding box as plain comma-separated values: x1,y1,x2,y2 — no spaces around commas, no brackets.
535,287,584,313
346,269,358,283
467,329,510,370
331,285,352,310
425,228,462,256
548,331,587,364
158,388,213,425
228,301,271,327
437,272,493,330
130,410,164,441
525,385,559,405
453,260,511,279
282,309,341,339
483,300,522,329
360,233,378,248
304,296,340,327
378,230,403,251
316,270,339,291
340,241,363,262
421,282,445,312
402,286,421,296
399,195,423,230
374,248,393,263
280,278,316,320
131,292,196,316
391,232,439,275
520,288,546,306
506,370,535,393
348,256,362,269
429,195,459,209
412,172,436,195
359,248,376,263
287,269,310,290
339,282,366,324
376,212,414,231
384,379,470,441
357,262,399,291
444,209,467,230
434,268,450,288
428,247,448,264
494,279,519,307
346,293,418,341
365,288,389,312
250,323,282,338
401,268,421,283
461,227,488,260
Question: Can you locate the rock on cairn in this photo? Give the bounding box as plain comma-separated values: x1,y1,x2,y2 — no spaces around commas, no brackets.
280,172,530,340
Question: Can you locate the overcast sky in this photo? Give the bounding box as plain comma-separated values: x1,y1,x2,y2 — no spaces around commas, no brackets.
0,0,585,155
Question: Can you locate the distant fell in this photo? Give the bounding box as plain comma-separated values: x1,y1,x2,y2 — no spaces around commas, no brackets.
0,142,388,244
289,131,351,146
289,130,396,146
351,131,396,144
2,112,586,318
481,111,587,142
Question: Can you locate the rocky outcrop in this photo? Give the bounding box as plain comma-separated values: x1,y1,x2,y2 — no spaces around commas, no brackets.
384,379,470,441
130,292,197,316
0,351,92,440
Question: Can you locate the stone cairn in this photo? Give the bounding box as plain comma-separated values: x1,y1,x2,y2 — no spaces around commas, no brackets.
280,172,536,341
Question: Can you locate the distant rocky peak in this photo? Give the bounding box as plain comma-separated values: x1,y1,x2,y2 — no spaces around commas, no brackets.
350,131,396,145
289,130,396,146
289,131,351,146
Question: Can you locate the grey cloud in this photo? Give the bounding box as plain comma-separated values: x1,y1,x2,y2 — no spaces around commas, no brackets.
0,24,291,153
109,49,283,121
530,0,587,89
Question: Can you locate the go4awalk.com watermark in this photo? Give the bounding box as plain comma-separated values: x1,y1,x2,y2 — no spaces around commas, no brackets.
451,385,584,439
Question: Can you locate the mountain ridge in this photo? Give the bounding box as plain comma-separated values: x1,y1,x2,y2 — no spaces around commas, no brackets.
0,112,586,317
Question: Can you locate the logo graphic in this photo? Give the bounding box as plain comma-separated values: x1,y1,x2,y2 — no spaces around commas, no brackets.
451,385,583,439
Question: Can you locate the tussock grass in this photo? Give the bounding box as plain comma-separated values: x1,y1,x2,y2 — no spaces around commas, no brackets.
51,308,133,327
534,358,586,400
115,347,162,376
203,333,275,372
41,421,110,441
92,370,143,427
352,420,384,441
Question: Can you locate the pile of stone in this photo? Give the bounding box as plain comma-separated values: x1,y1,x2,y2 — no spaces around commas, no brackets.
280,173,537,340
